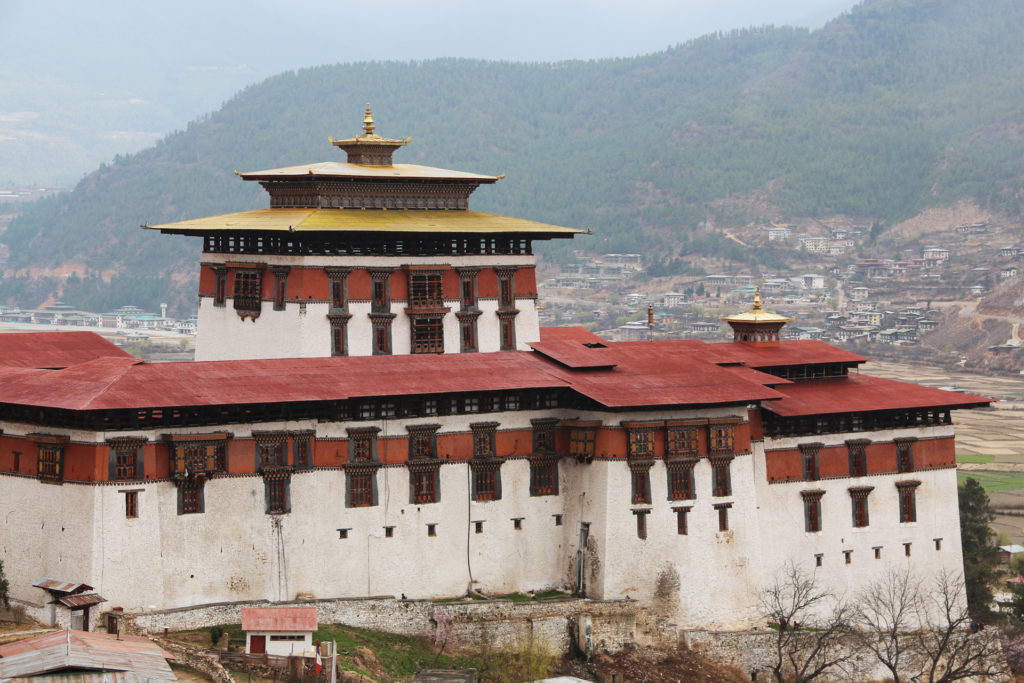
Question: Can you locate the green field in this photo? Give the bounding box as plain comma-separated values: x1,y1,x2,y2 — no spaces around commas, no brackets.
956,454,997,464
958,471,1024,493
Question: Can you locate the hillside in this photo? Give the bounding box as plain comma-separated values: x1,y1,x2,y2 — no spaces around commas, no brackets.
3,0,1024,316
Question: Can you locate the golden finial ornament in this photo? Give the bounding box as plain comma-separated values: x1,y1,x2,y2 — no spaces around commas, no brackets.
752,287,762,310
362,103,375,136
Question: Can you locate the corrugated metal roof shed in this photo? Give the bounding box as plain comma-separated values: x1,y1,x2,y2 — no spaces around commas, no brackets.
57,593,106,608
0,630,174,682
242,606,318,632
32,579,93,594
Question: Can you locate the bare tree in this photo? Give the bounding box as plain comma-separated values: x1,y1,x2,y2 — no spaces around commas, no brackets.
912,570,1008,683
855,568,922,683
759,562,856,683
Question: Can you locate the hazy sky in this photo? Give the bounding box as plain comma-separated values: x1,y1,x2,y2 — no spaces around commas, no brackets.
2,0,860,76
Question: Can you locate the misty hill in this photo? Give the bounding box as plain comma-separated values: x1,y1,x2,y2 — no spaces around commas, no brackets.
3,0,1024,316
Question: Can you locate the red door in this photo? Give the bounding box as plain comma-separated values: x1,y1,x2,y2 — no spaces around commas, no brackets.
250,635,266,654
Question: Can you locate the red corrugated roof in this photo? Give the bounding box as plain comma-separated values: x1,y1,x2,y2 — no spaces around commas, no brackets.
698,340,868,367
0,331,132,369
765,373,990,417
242,606,318,632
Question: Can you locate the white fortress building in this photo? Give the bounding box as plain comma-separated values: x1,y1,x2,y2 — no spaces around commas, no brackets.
0,109,986,632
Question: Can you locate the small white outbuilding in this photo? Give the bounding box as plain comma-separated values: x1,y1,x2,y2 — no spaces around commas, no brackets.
242,606,318,656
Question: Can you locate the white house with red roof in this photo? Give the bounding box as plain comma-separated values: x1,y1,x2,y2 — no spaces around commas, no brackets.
242,606,318,655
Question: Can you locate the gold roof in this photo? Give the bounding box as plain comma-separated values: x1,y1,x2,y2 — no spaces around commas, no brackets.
146,208,584,236
719,289,795,324
237,161,499,182
327,103,410,150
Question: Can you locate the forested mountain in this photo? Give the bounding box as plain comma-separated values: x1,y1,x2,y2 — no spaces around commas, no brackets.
4,0,1024,316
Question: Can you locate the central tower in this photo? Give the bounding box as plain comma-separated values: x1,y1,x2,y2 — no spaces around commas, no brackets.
151,106,581,361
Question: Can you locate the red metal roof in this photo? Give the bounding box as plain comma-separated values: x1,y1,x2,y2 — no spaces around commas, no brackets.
529,327,618,369
0,331,132,369
699,340,868,367
764,373,990,417
58,593,107,608
242,606,318,632
33,578,94,594
0,630,174,682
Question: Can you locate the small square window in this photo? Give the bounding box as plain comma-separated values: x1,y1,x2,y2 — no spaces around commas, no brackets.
815,554,823,567
635,511,648,540
474,521,484,534
427,523,437,537
513,518,523,530
384,526,394,538
874,546,882,560
844,550,852,565
934,538,942,551
337,528,349,539
904,542,912,557
553,514,563,526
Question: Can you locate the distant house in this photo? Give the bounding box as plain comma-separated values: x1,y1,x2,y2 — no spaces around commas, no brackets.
1001,267,1019,280
850,286,870,301
922,246,950,262
242,606,318,656
998,545,1024,564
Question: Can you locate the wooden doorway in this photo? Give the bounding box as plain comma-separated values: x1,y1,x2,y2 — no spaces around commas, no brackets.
250,635,266,654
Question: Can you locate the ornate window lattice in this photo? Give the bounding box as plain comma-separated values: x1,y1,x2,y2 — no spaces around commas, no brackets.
666,426,699,457
667,460,696,500
897,480,921,523
709,423,736,454
233,268,263,317
849,486,874,528
711,456,733,497
801,490,825,532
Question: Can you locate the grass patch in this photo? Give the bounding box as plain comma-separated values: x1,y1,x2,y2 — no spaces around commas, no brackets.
957,453,996,464
313,624,485,680
958,471,1024,493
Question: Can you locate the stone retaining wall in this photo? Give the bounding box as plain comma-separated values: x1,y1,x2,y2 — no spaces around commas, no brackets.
121,595,638,654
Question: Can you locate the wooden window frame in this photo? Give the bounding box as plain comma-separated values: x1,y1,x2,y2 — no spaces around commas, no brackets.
633,509,649,540
369,269,393,313
568,423,599,462
471,462,501,501
897,480,921,523
108,437,146,482
497,310,518,351
709,422,736,454
271,266,290,311
715,503,732,532
531,418,558,455
849,486,874,528
529,459,559,496
410,315,445,354
370,313,395,355
666,425,700,457
625,425,657,459
408,271,444,308
178,481,204,515
347,470,375,508
326,267,351,312
674,506,691,535
629,461,653,505
457,310,480,353
896,438,916,473
470,422,498,459
347,427,380,464
292,432,314,470
31,434,68,483
800,443,822,482
265,477,290,514
232,267,263,318
496,268,517,309
711,456,733,497
801,490,825,533
125,490,139,519
847,439,869,477
667,459,696,501
328,313,351,357
212,266,228,306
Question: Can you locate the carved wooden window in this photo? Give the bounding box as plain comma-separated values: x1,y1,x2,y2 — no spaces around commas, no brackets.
471,422,498,459
470,462,501,501
39,445,63,480
802,490,825,532
347,428,379,463
411,316,444,354
347,471,375,507
498,270,516,309
715,503,731,531
847,440,869,477
498,311,517,351
179,481,203,514
293,434,313,470
125,491,139,519
233,268,263,317
667,460,696,501
634,509,649,540
168,436,228,477
531,418,558,455
409,272,443,308
850,486,874,528
666,426,699,457
370,269,392,312
530,460,558,496
896,439,915,473
266,478,289,514
458,270,478,309
326,267,351,312
411,468,437,504
328,313,350,357
569,425,598,462
213,266,227,305
457,311,480,353
800,443,822,482
271,266,289,311
711,456,733,497
370,313,394,355
408,425,439,460
709,423,736,454
108,438,145,481
626,426,656,459
897,480,921,523
256,435,288,469
674,506,691,535
630,461,653,504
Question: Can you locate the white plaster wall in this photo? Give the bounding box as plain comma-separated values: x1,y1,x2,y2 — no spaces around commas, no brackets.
754,426,966,626
246,631,313,656
195,253,540,361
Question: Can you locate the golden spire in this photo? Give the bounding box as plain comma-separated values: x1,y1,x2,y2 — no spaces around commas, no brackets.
362,103,376,137
752,287,762,310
